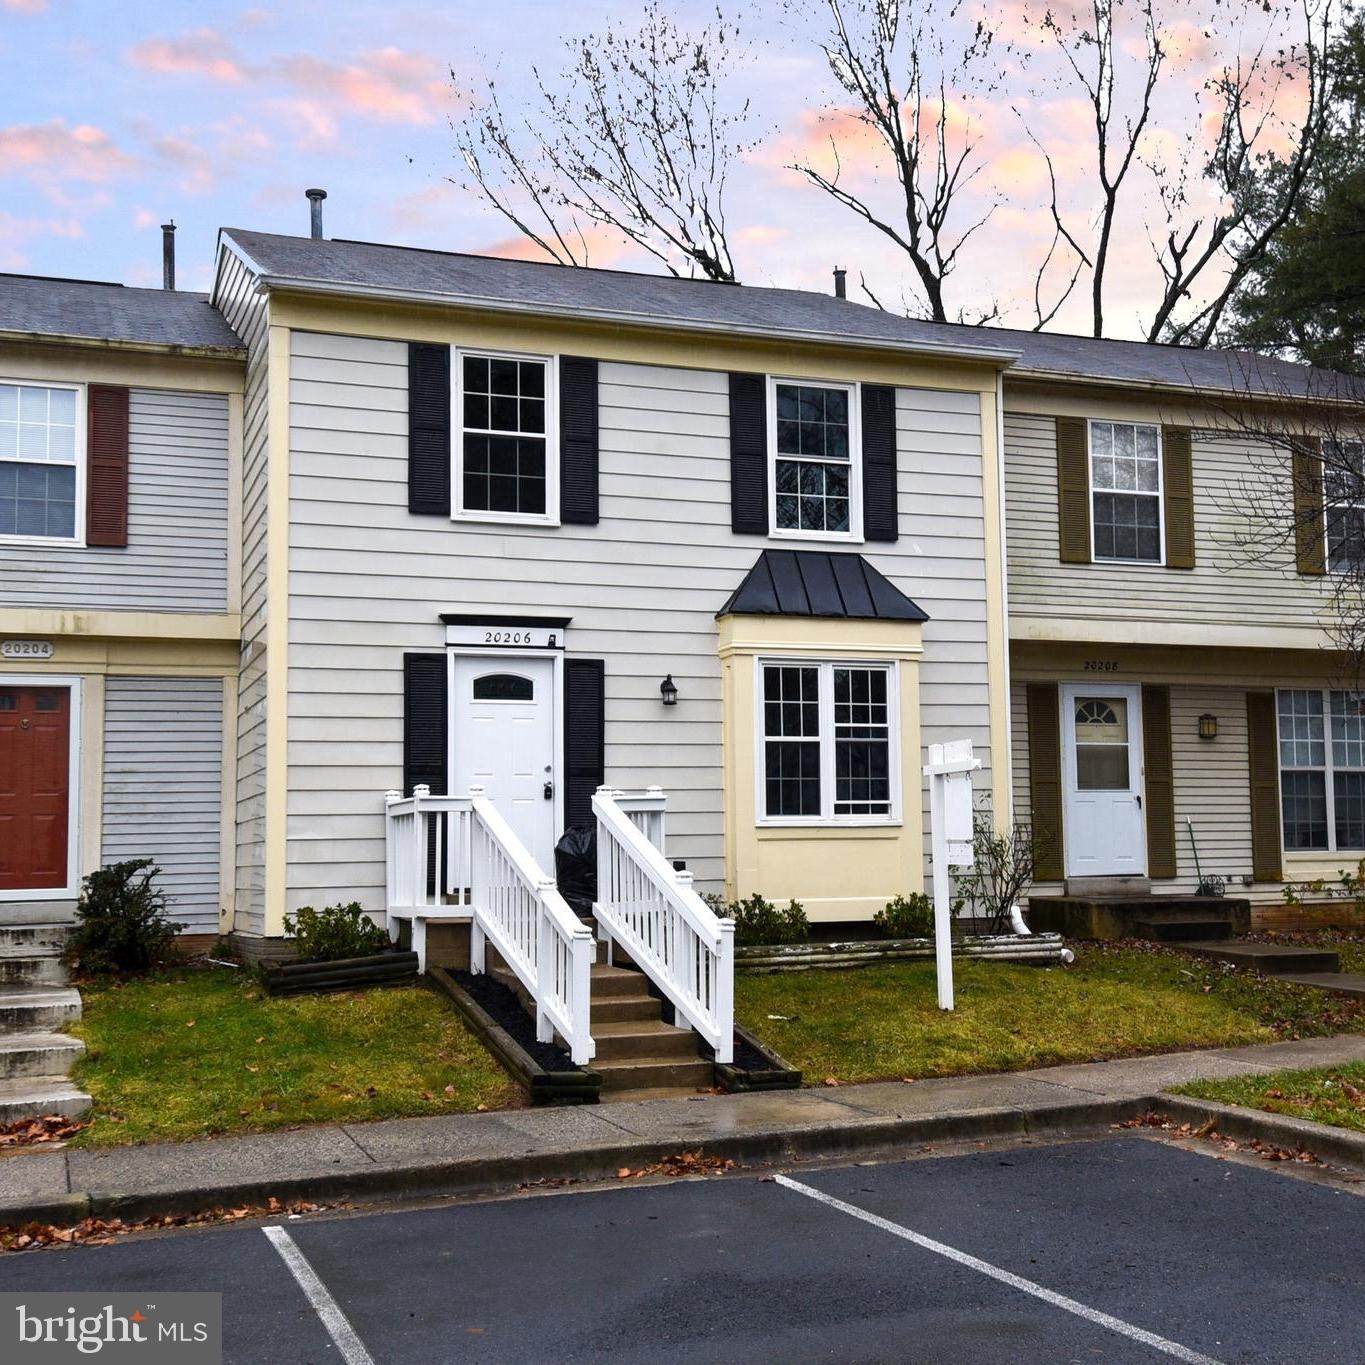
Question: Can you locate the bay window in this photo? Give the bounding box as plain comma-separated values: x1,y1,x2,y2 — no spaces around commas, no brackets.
760,660,896,823
1278,688,1365,850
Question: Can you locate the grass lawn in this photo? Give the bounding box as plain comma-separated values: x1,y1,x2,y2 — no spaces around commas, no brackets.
1173,1061,1365,1133
70,967,516,1147
738,945,1365,1085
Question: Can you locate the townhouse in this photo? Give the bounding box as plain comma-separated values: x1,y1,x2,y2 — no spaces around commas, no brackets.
2,213,1361,949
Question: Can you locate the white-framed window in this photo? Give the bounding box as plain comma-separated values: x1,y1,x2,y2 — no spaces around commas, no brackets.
454,349,558,524
1324,439,1365,571
0,380,82,544
1089,420,1162,564
1278,688,1365,851
757,659,898,824
768,377,862,540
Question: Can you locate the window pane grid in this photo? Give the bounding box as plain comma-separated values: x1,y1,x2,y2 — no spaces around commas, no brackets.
1090,421,1161,563
1326,441,1365,570
0,384,79,540
773,382,852,535
1278,688,1365,851
460,355,548,517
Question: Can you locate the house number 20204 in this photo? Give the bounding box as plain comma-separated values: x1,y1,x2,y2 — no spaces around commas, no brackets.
1083,660,1119,672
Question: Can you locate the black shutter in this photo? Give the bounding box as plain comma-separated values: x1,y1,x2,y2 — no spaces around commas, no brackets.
559,356,599,525
564,658,606,828
729,372,768,535
408,343,451,516
403,653,448,795
861,384,898,542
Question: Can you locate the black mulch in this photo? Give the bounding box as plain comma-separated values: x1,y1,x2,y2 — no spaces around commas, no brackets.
448,968,584,1073
729,1032,783,1072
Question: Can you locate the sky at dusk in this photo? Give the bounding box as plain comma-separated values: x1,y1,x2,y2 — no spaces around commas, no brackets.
0,0,1315,337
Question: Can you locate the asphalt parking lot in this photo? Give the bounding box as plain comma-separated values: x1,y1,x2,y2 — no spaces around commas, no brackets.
0,1135,1361,1363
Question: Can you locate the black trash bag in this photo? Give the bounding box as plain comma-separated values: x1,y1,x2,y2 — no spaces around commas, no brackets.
554,825,597,917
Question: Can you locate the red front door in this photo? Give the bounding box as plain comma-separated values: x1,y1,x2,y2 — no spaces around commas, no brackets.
0,686,71,892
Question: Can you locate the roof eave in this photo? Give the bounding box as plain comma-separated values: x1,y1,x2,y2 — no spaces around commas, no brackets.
0,328,246,360
1008,364,1365,407
252,273,1022,368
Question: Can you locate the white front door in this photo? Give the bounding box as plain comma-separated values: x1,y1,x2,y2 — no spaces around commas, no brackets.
451,655,557,870
1061,683,1146,878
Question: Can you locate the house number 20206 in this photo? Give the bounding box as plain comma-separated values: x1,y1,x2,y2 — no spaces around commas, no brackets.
485,630,533,645
1083,660,1119,672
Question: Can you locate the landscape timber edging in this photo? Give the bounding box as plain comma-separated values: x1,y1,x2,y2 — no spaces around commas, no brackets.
734,932,1070,973
427,965,601,1105
259,950,420,996
712,1023,802,1093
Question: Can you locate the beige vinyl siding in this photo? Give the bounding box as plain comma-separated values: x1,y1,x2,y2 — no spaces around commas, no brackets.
284,332,994,916
1004,412,1336,631
213,245,271,934
101,677,224,932
0,388,229,611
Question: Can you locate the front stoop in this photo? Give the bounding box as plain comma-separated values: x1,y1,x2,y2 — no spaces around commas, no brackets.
1027,894,1252,942
0,925,90,1123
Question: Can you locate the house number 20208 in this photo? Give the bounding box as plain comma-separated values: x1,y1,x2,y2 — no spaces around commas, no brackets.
1083,660,1119,672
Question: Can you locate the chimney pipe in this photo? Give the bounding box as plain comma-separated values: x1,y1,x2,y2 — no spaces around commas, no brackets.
161,221,176,291
306,188,327,240
833,267,847,299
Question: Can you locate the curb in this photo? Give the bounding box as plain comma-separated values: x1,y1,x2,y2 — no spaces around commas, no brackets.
1156,1093,1365,1171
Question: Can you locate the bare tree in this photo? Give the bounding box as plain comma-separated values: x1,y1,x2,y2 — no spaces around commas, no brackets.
452,4,753,281
791,0,1004,323
1032,0,1338,342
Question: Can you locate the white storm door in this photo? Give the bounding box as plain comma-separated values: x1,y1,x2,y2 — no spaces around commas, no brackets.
451,656,557,869
1061,683,1146,877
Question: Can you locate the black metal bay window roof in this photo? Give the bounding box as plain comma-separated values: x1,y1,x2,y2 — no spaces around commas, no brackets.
717,549,929,622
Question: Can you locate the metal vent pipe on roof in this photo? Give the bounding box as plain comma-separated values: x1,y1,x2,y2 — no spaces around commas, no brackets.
833,267,846,299
161,221,176,291
306,188,327,240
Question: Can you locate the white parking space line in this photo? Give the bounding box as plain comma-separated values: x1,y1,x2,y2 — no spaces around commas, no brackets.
774,1174,1223,1365
263,1224,377,1365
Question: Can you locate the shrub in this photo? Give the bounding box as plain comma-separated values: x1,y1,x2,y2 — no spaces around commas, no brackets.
874,893,935,939
283,902,388,963
719,893,809,947
954,818,1045,934
65,859,185,975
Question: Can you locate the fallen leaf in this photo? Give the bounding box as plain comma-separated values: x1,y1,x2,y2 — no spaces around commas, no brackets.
443,1085,456,1097
185,1020,196,1027
617,1168,633,1179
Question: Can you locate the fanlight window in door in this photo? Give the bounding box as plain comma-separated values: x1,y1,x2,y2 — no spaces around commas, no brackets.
1074,697,1130,790
471,673,534,702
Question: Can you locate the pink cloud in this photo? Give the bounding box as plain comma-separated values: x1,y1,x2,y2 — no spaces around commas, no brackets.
0,120,137,186
266,97,338,149
477,222,641,269
2,0,47,12
275,48,449,126
128,29,247,82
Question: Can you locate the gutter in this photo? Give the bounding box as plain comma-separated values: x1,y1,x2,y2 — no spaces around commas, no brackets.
251,273,1023,369
0,329,245,361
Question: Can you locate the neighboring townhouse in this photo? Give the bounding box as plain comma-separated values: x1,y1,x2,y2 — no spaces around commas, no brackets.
0,272,245,943
210,227,1017,942
991,332,1365,916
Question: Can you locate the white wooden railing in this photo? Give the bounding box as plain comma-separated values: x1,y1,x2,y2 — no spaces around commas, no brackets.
383,785,595,1065
593,786,735,1064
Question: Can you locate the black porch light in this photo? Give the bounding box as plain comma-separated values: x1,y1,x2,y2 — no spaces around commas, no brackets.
1198,712,1218,740
660,674,679,707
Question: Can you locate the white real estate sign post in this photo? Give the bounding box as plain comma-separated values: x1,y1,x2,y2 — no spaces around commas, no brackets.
925,739,981,1011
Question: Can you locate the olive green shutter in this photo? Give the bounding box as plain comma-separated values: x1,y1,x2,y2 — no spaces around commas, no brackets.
1293,436,1326,575
1141,686,1177,878
1027,683,1064,879
1247,690,1283,881
1161,426,1195,569
1055,416,1091,564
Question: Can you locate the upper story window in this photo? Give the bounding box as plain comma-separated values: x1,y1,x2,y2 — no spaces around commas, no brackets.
456,351,557,523
0,382,80,542
1090,420,1162,563
769,379,861,540
759,659,896,824
1278,688,1365,851
1325,439,1365,571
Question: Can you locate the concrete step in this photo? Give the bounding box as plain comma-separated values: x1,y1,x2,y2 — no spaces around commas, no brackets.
0,924,69,959
0,1075,91,1124
1183,942,1341,974
592,1019,700,1062
1270,971,1365,999
592,1056,714,1093
590,995,662,1025
1066,876,1152,897
0,905,76,928
0,956,68,987
0,1032,85,1079
1132,916,1236,944
0,986,82,1032
589,965,651,999
600,1085,711,1104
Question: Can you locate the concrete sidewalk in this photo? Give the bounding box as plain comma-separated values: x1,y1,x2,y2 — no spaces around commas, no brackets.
5,1034,1365,1228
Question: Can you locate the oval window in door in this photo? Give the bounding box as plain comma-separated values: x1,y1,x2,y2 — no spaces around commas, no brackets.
472,673,534,702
